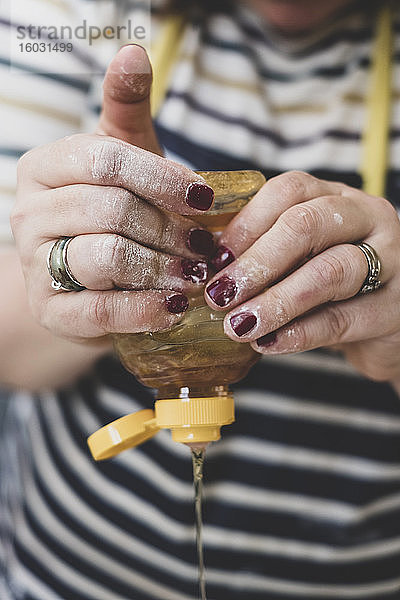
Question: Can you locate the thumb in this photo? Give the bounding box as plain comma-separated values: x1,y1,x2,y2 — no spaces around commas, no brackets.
96,44,162,155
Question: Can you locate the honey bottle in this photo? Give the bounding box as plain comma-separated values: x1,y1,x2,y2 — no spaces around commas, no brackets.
88,170,265,459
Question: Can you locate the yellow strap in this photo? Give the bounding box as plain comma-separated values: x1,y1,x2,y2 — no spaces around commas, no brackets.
361,4,394,197
150,15,186,117
151,9,394,198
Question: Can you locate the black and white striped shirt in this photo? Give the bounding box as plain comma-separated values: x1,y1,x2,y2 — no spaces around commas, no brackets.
1,1,400,599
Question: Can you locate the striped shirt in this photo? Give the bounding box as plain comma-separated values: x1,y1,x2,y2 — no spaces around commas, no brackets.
2,1,400,599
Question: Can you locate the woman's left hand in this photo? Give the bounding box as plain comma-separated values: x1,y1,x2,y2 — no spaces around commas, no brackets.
205,171,400,382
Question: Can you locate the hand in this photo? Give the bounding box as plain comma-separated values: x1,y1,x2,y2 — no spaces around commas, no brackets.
11,46,215,347
205,171,400,382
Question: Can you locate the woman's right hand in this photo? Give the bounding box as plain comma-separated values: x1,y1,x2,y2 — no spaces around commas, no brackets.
11,46,215,348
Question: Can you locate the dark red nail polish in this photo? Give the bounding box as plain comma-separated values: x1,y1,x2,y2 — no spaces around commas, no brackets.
230,312,257,337
165,294,189,314
211,245,236,272
181,259,208,284
206,276,237,307
187,229,215,256
257,332,277,348
186,182,214,211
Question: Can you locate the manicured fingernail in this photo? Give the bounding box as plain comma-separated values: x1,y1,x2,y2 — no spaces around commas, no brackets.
181,259,208,283
186,182,214,211
230,312,257,337
187,229,215,256
211,245,236,272
256,332,277,348
206,276,237,307
165,294,189,314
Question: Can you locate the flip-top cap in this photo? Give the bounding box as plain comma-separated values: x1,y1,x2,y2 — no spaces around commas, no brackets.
88,409,160,460
87,396,235,460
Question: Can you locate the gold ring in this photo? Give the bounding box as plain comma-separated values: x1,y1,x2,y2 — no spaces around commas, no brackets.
355,242,382,295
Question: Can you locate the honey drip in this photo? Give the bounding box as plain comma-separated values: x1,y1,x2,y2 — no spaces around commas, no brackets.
191,448,207,600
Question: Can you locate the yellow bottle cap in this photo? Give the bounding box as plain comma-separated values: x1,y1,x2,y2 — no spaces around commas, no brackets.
156,396,234,444
87,409,159,461
87,396,234,460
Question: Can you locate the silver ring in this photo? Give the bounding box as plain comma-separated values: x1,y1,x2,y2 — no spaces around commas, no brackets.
355,242,382,295
47,237,86,292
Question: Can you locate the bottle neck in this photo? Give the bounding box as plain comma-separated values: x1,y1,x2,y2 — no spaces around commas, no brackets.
156,384,230,401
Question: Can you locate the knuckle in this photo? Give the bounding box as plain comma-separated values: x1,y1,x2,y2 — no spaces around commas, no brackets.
375,196,398,223
102,188,135,233
146,250,163,287
102,234,155,289
336,181,353,197
238,195,268,233
87,293,115,332
17,150,32,178
279,204,322,244
90,139,123,183
96,234,133,287
64,132,86,144
272,170,315,196
156,210,174,248
9,205,26,234
102,234,126,269
323,304,351,343
309,251,348,298
17,147,38,174
153,161,171,197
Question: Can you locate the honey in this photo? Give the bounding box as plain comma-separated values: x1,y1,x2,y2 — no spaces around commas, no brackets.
113,170,265,417
88,170,265,453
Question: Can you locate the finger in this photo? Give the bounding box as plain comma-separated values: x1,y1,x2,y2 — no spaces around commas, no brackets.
31,288,189,341
212,171,349,271
38,235,209,292
17,134,215,215
223,243,374,341
96,45,162,155
205,193,375,310
20,185,215,259
251,282,399,357
27,243,191,340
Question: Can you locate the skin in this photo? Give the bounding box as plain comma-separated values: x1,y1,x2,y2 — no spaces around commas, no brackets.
13,52,214,344
246,0,365,34
201,0,400,388
10,2,400,392
205,173,400,384
10,45,213,388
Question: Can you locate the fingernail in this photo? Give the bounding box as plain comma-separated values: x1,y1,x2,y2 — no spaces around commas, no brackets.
230,312,257,337
206,276,237,307
186,182,214,211
181,259,208,283
117,45,151,74
187,229,215,256
256,332,277,348
120,43,146,50
211,245,236,272
165,294,189,314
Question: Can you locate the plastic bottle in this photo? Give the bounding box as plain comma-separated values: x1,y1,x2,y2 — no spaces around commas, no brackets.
88,170,265,460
